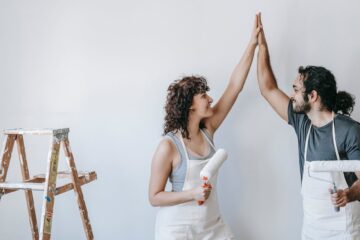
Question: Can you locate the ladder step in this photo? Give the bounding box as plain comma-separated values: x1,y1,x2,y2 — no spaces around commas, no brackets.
34,171,95,179
0,182,45,191
0,172,97,194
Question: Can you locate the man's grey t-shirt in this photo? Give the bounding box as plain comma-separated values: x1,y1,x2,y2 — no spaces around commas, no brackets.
288,101,360,187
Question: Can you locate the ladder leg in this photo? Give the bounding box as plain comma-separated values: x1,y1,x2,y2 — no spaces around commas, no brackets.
62,138,94,240
0,135,16,183
39,138,60,240
17,135,39,240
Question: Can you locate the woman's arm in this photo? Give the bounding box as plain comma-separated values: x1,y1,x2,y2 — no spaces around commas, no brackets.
148,138,211,207
205,14,261,135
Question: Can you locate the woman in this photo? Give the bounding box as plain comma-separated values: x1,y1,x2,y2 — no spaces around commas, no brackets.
149,14,261,239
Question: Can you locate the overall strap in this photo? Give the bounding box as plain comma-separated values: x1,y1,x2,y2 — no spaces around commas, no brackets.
200,129,216,150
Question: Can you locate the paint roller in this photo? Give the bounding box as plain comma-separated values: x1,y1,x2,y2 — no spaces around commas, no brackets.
198,149,228,205
308,160,360,212
309,160,360,172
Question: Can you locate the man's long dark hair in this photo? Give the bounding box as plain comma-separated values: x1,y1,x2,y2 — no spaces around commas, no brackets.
299,66,355,115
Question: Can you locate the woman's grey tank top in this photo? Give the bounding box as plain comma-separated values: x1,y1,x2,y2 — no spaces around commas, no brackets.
165,129,216,192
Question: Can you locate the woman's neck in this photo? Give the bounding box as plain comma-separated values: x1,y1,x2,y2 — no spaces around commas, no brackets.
186,116,202,140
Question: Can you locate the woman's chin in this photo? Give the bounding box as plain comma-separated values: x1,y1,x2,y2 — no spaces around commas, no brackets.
206,111,214,117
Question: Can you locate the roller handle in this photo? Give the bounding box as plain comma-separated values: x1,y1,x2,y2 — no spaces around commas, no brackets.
330,183,340,212
197,180,211,205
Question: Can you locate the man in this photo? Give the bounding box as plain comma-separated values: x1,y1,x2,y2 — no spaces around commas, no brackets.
256,13,360,239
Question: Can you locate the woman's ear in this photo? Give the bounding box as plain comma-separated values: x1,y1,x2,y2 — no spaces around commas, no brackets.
189,103,195,111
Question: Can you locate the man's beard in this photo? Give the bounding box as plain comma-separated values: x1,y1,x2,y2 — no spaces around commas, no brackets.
293,100,311,113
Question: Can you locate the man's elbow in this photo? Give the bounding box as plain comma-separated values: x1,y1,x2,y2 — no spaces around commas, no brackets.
258,79,276,94
259,89,268,98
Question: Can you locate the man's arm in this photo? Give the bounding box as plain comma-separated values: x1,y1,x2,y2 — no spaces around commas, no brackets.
347,172,360,201
331,173,360,207
331,124,360,206
257,13,290,122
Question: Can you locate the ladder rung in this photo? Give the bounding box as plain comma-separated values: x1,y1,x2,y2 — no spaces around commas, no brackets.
34,171,95,179
0,172,97,194
55,172,97,195
0,182,45,191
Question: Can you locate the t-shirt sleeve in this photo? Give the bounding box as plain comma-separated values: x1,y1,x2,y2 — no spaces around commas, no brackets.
345,123,360,160
344,122,360,188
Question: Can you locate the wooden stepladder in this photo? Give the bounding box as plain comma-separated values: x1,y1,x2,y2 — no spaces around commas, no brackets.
0,128,97,240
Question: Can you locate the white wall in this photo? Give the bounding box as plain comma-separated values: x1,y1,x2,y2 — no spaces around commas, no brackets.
0,0,359,239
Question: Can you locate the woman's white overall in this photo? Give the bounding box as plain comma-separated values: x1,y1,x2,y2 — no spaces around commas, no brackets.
155,130,235,240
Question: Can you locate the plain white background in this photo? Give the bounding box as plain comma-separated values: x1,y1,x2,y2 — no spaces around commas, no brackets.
1,0,360,239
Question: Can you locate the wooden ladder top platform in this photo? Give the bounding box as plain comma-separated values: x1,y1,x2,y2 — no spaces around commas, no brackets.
4,128,70,135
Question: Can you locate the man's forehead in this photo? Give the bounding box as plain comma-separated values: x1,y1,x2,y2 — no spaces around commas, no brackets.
293,74,304,87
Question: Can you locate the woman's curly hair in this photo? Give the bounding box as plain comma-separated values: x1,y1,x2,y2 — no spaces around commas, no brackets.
163,75,210,139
